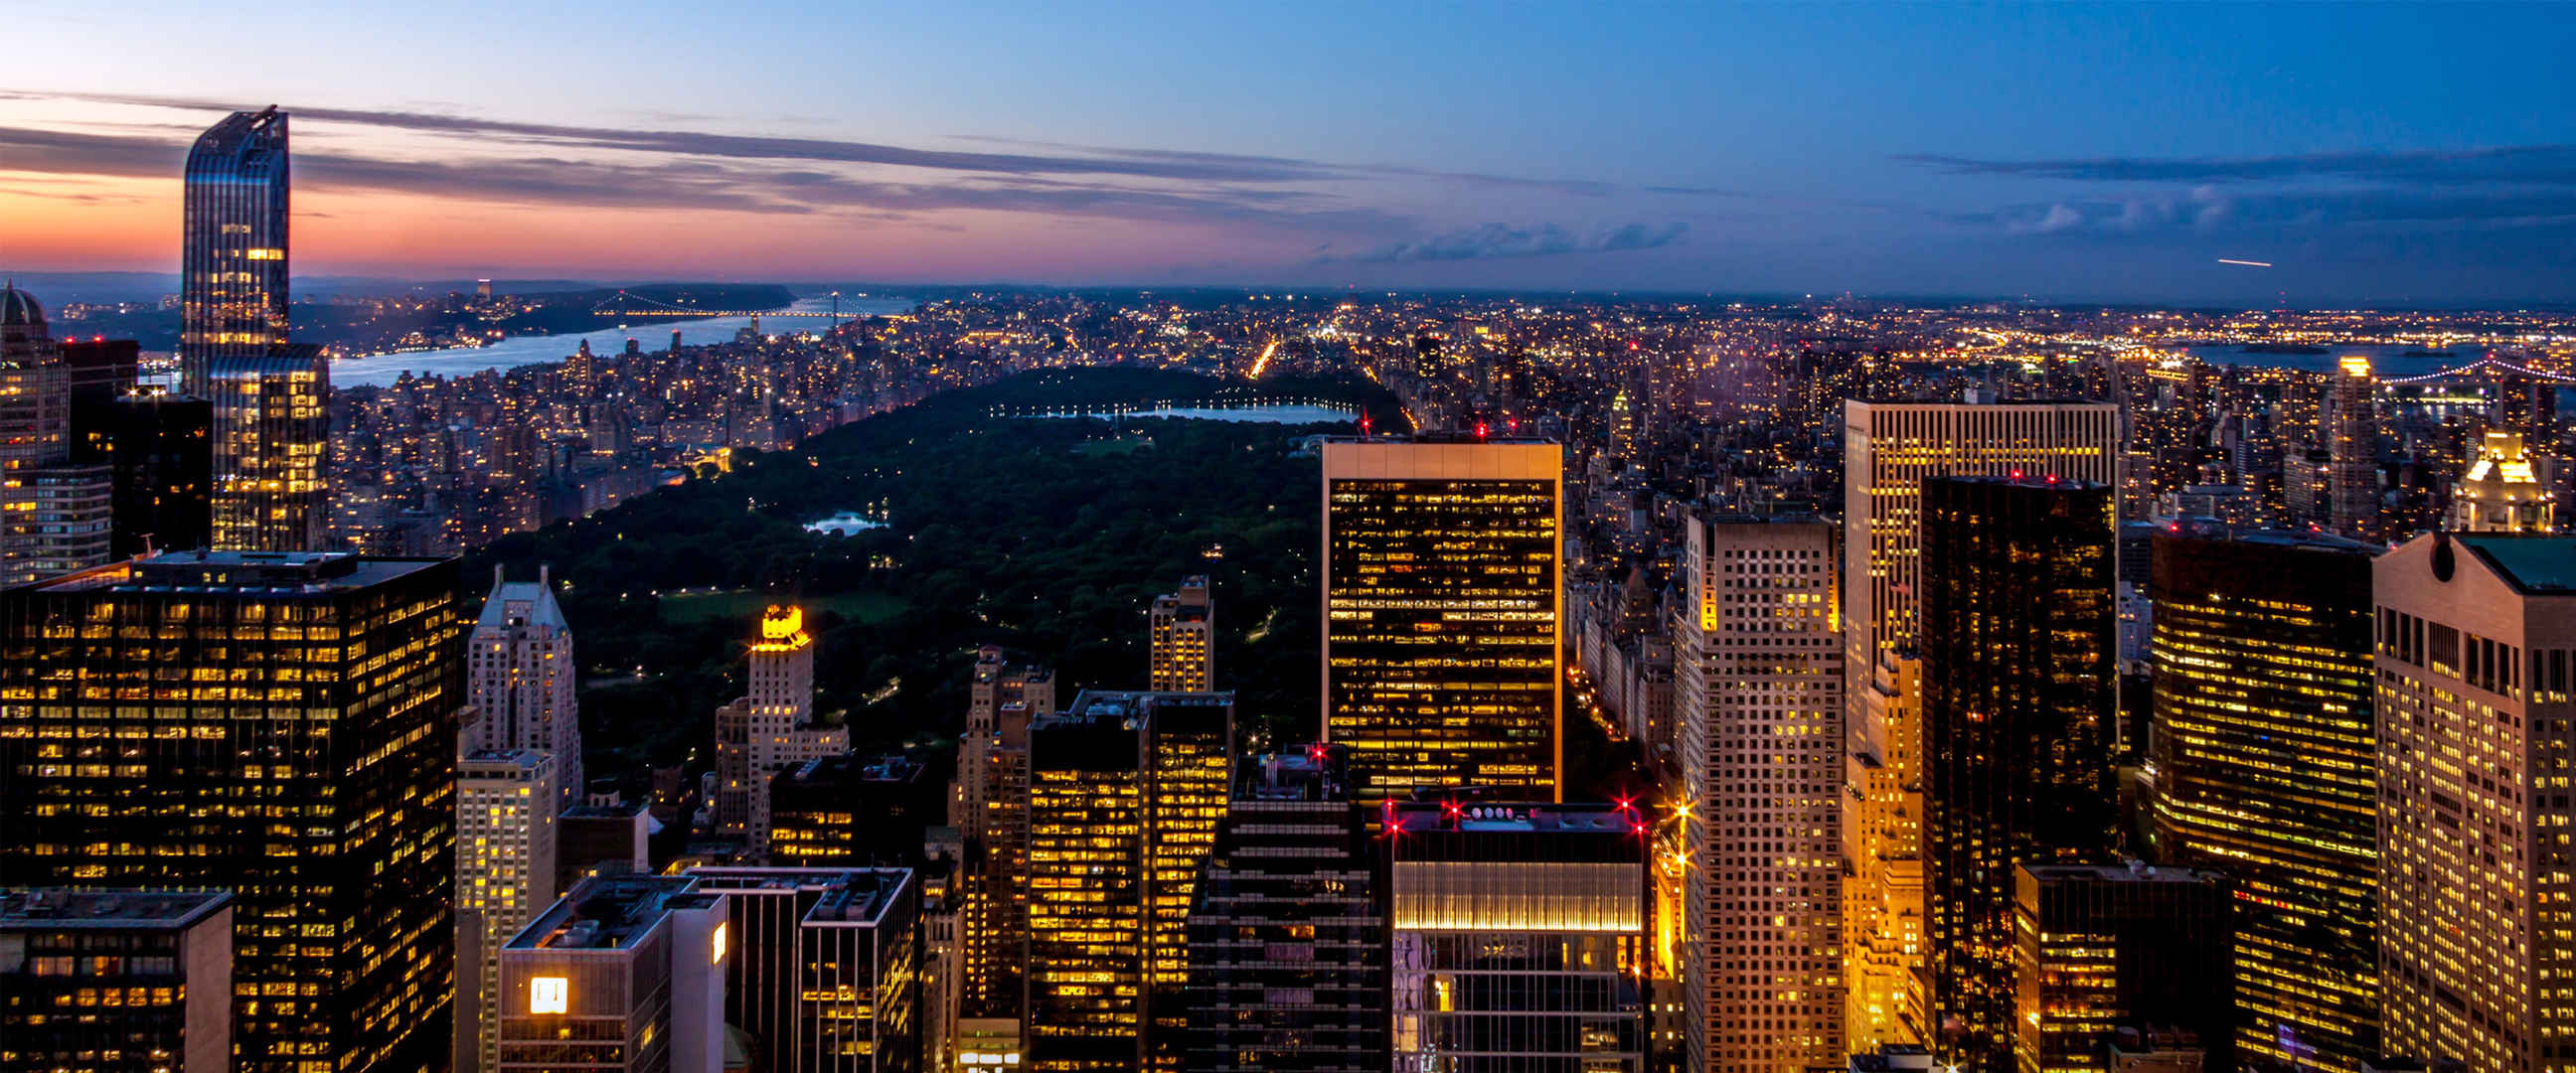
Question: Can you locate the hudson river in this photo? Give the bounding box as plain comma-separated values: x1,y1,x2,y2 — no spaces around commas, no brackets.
330,294,913,387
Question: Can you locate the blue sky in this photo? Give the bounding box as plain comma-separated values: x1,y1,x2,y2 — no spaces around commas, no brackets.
5,2,2572,304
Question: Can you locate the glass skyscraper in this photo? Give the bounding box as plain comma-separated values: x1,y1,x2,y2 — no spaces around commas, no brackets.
182,107,327,552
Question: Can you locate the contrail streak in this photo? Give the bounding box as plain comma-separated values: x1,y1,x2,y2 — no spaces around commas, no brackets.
2217,258,2273,267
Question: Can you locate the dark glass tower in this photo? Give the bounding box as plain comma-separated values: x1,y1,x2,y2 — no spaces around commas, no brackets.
2012,864,2235,1072
2149,531,2380,1071
1321,439,1562,801
181,107,326,552
1920,476,2119,1072
75,393,214,557
1184,745,1389,1072
0,551,465,1073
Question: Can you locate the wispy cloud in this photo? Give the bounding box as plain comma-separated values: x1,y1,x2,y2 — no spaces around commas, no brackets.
1322,222,1688,263
1900,146,2576,188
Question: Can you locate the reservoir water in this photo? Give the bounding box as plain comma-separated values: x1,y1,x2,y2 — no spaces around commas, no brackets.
330,294,913,387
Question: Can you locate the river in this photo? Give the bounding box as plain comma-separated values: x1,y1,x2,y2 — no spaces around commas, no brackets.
2180,343,2493,378
328,294,914,387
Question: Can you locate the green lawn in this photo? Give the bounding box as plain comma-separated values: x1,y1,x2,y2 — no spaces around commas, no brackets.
656,588,908,625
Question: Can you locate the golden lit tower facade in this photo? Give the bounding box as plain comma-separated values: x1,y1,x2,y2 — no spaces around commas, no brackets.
2328,357,2382,542
1676,513,1845,1073
1148,575,1214,691
466,565,580,813
2148,531,2381,1070
455,749,560,1073
1024,690,1232,1072
715,605,847,856
2453,430,2553,533
1919,477,2120,1073
948,647,1053,1022
1322,438,1562,801
2373,533,2576,1073
181,108,327,553
1839,400,2115,1050
0,285,110,584
0,550,467,1073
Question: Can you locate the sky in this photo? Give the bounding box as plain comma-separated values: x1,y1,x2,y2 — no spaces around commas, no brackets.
4,2,2573,305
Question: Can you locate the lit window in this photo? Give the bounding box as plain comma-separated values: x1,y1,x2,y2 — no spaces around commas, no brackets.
530,976,567,1014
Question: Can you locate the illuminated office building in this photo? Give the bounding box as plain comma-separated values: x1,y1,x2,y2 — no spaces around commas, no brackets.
455,749,560,1073
0,285,111,585
715,606,849,854
2327,357,2381,541
2452,430,2553,533
0,550,466,1073
181,108,328,552
2374,533,2576,1072
1184,745,1389,1072
1148,575,1214,691
466,565,581,812
1386,802,1650,1072
1322,438,1562,800
2012,864,2234,1073
1839,401,2115,1049
682,867,921,1072
768,754,929,868
496,875,728,1073
1024,690,1232,1071
0,889,234,1073
2147,531,2380,1071
947,647,1053,1021
1920,477,2119,1072
1675,513,1844,1073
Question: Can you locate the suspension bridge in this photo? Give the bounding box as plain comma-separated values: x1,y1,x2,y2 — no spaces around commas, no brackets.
2383,354,2576,385
589,290,869,319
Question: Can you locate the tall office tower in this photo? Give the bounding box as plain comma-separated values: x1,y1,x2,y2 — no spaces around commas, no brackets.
0,890,234,1073
496,875,729,1073
714,606,849,854
1322,437,1563,800
1024,690,1234,1071
2453,430,2553,533
466,566,582,812
681,867,921,1072
181,108,326,552
0,286,111,584
0,551,465,1073
2327,357,2381,541
2012,864,2236,1073
1674,513,1845,1073
1840,400,2116,1049
1184,746,1389,1072
79,392,214,557
1385,802,1651,1072
768,754,929,868
455,749,561,1073
948,647,1053,1020
2374,533,2576,1072
1148,575,1214,691
1919,477,2119,1072
2148,531,2382,1070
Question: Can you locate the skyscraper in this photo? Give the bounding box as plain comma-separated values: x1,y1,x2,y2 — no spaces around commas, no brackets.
181,107,327,552
1148,575,1214,691
2012,863,2235,1073
1675,513,1845,1073
77,391,214,558
681,867,921,1072
1322,437,1562,801
0,889,234,1073
2451,430,2552,533
1385,801,1651,1072
466,566,582,812
2148,531,2381,1070
1024,690,1233,1072
714,606,848,854
1919,476,2119,1071
455,749,561,1073
2374,533,2576,1072
949,648,1053,1023
1184,746,1388,1072
2327,357,2381,542
1839,401,2116,1049
495,875,729,1073
0,285,111,584
0,550,466,1073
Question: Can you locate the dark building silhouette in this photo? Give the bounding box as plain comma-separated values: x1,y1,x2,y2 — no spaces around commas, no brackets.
58,338,139,408
2149,531,2380,1070
2013,864,2235,1072
1921,476,2119,1072
73,393,214,556
0,551,464,1073
768,753,931,868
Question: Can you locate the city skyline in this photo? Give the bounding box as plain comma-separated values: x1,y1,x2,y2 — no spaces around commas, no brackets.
5,3,2575,304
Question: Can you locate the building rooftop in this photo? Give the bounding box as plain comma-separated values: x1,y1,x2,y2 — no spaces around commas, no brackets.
1237,744,1351,802
680,867,912,928
2456,535,2576,593
21,550,445,596
1386,801,1649,836
506,875,720,951
2186,528,2380,554
0,889,232,931
477,567,568,632
460,749,552,778
563,801,652,822
2020,861,2223,884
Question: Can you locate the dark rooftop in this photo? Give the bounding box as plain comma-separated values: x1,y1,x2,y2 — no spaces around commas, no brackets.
2457,535,2576,594
23,550,446,596
1,889,233,931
